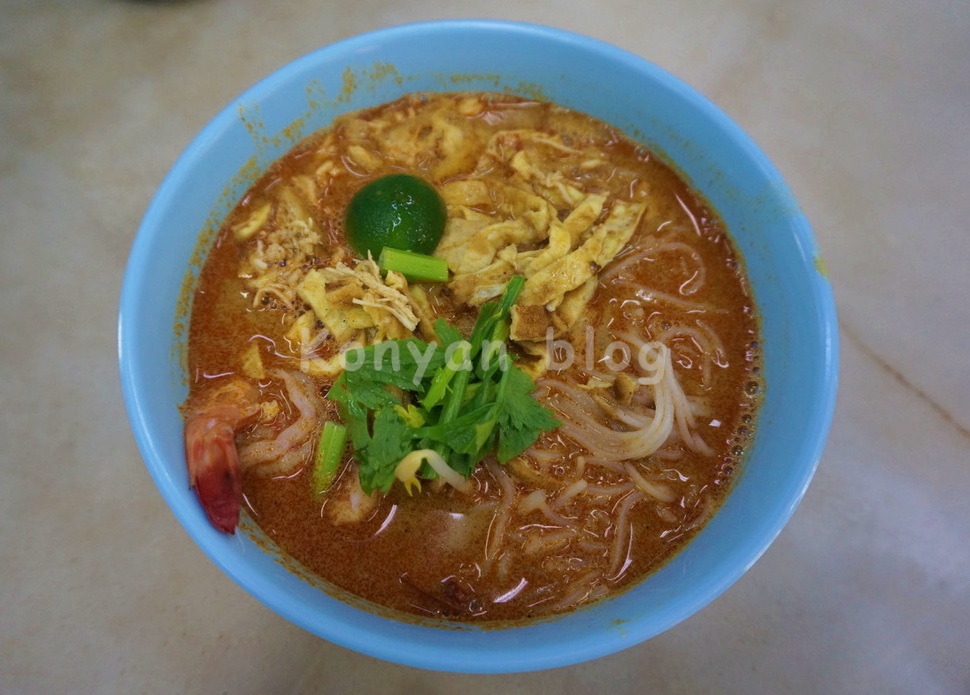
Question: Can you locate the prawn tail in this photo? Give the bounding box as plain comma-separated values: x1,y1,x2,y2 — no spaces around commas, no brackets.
185,417,243,534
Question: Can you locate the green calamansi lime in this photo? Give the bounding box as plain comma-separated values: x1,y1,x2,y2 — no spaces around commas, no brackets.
344,174,447,259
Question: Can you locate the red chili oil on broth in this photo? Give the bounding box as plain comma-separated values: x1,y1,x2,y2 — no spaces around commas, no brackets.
186,92,762,622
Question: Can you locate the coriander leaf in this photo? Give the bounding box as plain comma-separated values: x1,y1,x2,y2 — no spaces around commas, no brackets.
496,427,538,465
356,405,414,494
341,399,373,454
335,337,445,408
331,370,399,411
495,366,562,463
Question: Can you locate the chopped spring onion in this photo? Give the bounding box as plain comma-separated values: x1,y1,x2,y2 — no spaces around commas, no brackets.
378,246,449,283
312,421,348,494
420,339,470,410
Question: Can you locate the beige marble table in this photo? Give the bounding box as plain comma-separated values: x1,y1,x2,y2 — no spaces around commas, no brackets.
2,1,968,692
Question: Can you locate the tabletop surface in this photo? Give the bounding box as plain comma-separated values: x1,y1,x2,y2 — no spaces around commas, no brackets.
2,1,968,693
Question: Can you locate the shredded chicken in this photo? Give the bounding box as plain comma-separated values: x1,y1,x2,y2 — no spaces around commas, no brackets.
236,183,324,313
298,257,420,345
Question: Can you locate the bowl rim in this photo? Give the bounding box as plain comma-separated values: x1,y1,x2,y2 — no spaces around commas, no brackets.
119,18,839,673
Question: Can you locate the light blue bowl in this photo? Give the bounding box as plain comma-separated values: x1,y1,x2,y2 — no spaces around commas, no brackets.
119,20,838,673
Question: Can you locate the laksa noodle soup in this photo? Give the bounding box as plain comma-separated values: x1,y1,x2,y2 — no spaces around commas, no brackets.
183,92,762,623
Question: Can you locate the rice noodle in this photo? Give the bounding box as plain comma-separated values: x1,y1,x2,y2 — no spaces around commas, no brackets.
694,319,727,366
552,479,588,508
542,350,674,461
537,501,580,529
523,528,576,555
599,242,660,282
517,489,547,514
525,446,560,472
600,237,719,312
623,463,676,503
584,482,636,497
684,496,714,532
518,487,581,529
662,358,715,456
544,378,601,414
573,456,587,479
510,454,562,487
622,333,714,457
577,539,609,554
496,548,512,583
607,491,645,579
525,448,560,463
485,462,517,560
239,369,320,469
546,569,602,612
651,321,727,389
581,456,628,475
250,436,313,478
625,282,724,313
657,241,707,294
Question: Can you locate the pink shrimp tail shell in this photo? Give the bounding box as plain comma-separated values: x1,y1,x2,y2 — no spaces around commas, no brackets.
185,416,244,533
183,379,261,533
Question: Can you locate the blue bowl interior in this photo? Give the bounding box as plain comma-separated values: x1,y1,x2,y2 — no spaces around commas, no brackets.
119,20,838,673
